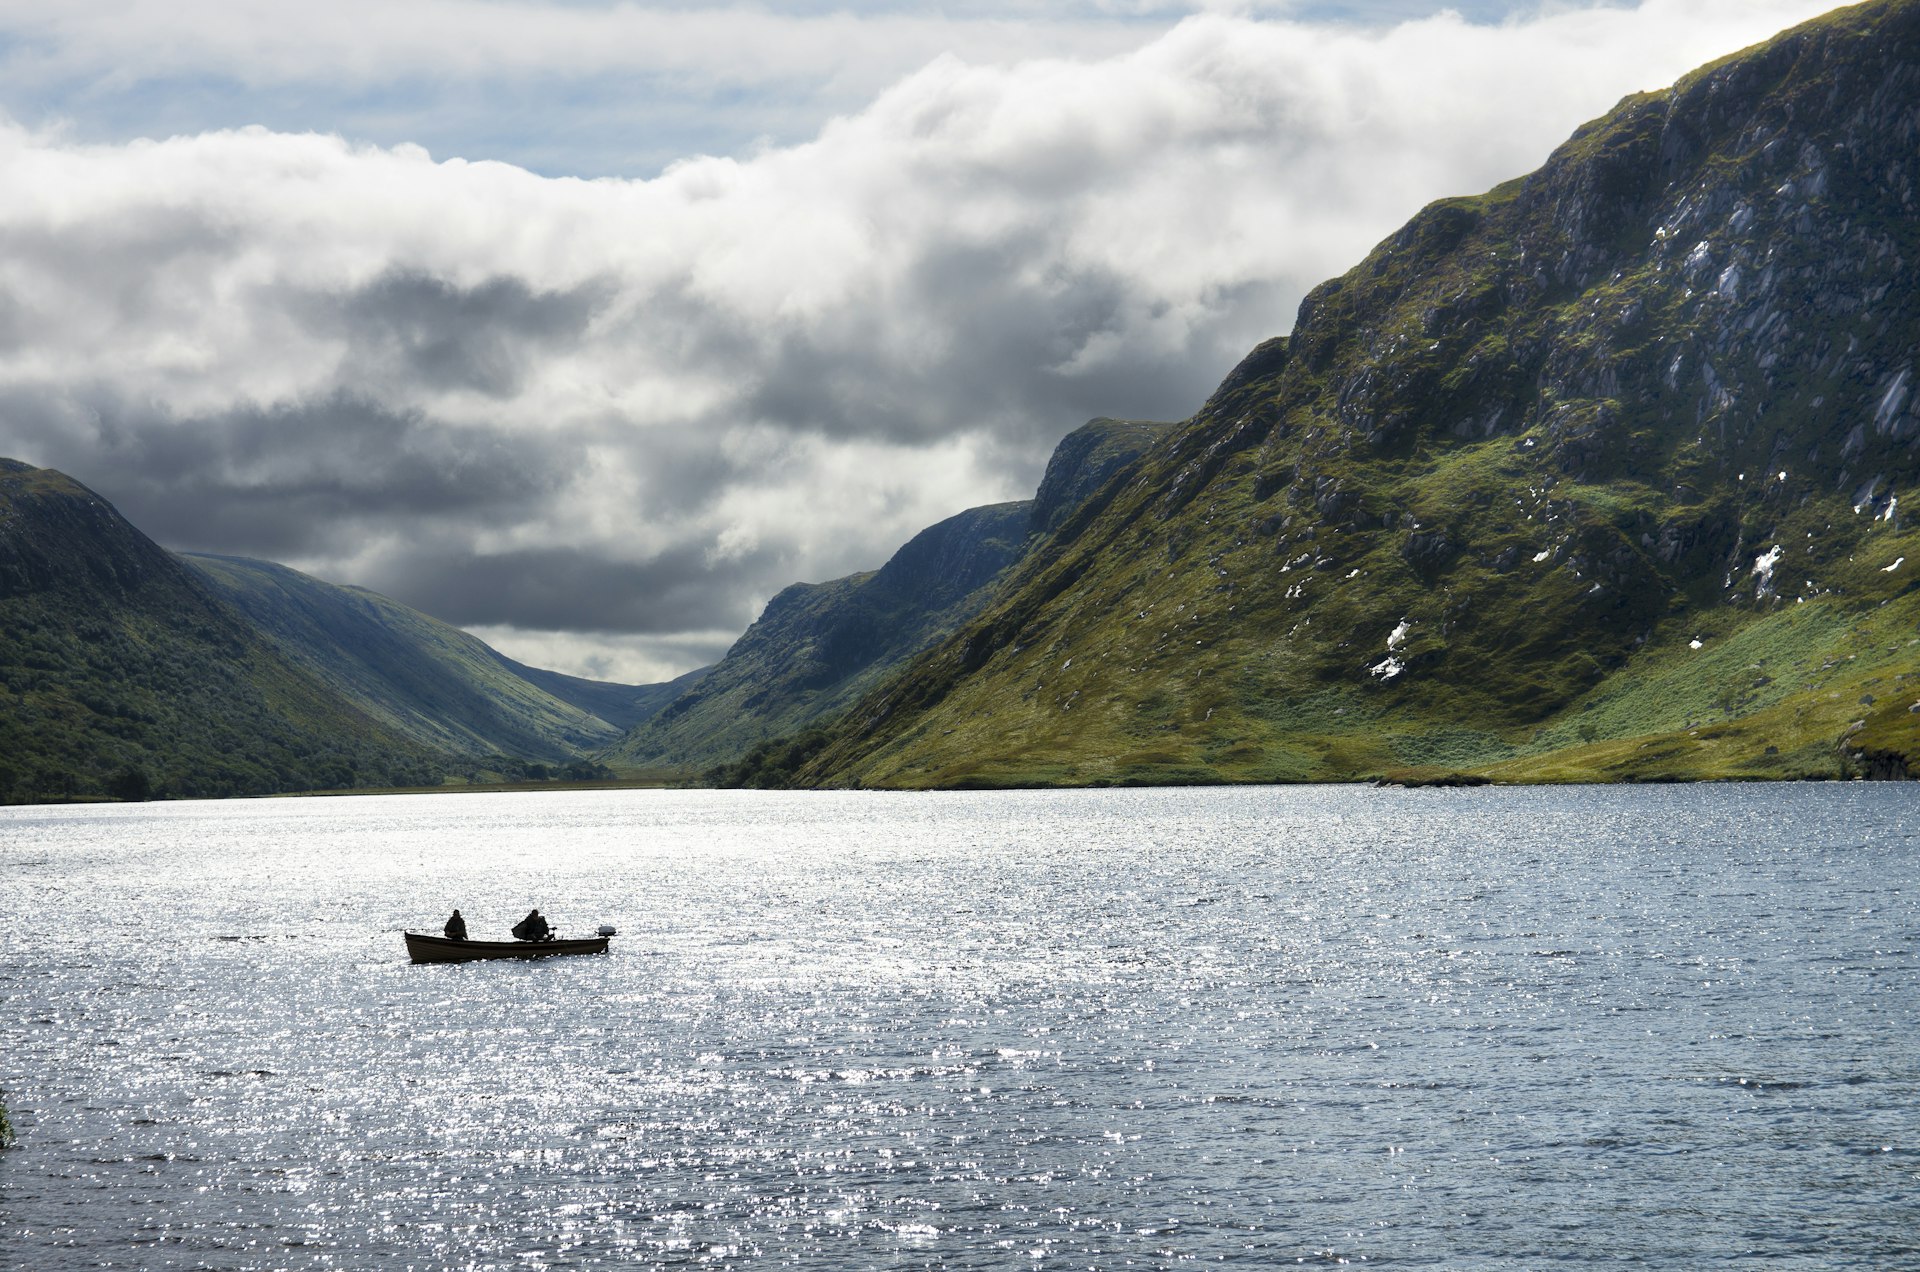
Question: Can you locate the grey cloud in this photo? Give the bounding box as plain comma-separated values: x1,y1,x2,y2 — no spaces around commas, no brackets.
4,388,574,557
317,270,609,398
623,431,773,521
736,235,1272,453
734,247,1119,439
0,210,242,346
366,540,783,634
893,240,1263,424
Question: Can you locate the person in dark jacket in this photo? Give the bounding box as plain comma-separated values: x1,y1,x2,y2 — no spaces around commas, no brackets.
512,908,552,941
443,909,468,941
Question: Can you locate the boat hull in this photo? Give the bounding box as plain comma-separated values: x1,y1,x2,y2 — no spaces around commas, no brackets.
404,932,610,963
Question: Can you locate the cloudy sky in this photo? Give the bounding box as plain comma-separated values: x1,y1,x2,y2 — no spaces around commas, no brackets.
0,0,1844,682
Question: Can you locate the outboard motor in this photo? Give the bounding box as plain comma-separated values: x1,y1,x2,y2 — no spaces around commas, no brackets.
597,924,617,937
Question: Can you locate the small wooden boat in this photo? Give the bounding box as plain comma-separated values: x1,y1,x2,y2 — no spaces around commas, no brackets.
404,932,611,964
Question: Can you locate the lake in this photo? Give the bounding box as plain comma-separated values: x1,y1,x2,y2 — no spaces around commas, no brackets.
2,784,1917,1268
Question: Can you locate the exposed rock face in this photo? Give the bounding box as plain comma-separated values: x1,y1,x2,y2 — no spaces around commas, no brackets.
1263,7,1920,501
784,0,1920,789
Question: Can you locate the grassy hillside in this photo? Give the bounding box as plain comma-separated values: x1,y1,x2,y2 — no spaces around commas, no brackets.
185,554,671,762
781,0,1920,789
0,462,446,801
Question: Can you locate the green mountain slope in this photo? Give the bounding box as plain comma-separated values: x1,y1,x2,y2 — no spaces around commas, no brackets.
610,418,1170,772
184,554,682,762
0,461,445,800
791,0,1920,788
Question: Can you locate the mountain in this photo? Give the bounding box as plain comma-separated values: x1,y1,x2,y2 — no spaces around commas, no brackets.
183,554,693,763
0,461,445,800
498,658,707,735
607,502,1032,770
783,0,1920,788
614,417,1171,772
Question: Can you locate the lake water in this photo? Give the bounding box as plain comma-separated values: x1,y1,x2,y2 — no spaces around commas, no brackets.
1,784,1917,1269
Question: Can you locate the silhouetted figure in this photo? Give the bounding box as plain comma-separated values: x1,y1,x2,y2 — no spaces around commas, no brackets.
443,909,468,941
512,908,553,942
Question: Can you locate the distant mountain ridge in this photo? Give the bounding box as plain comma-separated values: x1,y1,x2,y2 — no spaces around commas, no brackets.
775,0,1920,788
500,657,707,736
184,554,694,763
606,501,1033,770
608,418,1173,772
610,499,1029,772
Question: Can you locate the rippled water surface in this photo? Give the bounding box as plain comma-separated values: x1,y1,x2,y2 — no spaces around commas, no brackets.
2,784,1918,1269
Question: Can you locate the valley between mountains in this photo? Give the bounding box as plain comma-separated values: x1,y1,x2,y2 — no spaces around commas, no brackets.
5,0,1920,801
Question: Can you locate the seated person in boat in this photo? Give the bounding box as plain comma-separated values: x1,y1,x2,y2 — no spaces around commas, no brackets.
443,909,468,941
512,908,553,941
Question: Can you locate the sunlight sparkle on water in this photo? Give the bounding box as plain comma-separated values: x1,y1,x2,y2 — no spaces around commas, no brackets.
2,785,1918,1268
